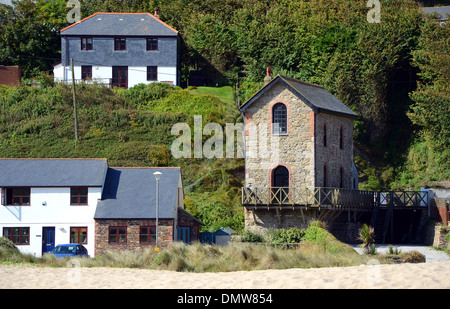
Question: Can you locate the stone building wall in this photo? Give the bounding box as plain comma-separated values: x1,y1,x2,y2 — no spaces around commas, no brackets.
314,113,354,189
244,83,315,189
95,219,174,256
244,208,319,234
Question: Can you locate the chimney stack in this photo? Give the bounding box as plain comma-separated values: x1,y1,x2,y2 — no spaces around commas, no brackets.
154,8,159,18
264,67,272,85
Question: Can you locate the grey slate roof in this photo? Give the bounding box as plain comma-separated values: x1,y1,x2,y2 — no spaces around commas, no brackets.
61,12,178,36
94,167,181,219
240,74,358,119
0,158,108,187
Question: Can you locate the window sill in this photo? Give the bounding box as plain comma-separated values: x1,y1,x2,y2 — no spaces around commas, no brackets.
272,133,289,136
3,205,30,207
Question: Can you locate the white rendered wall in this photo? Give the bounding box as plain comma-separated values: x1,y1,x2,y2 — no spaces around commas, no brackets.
0,187,101,257
54,65,178,87
127,66,177,88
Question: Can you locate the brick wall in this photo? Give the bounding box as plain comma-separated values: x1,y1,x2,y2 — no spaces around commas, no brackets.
95,219,174,256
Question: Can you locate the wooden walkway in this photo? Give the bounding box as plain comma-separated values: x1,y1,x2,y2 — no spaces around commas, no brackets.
241,187,428,210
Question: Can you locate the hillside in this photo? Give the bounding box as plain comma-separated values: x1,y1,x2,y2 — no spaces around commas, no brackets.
0,0,448,219
0,82,245,232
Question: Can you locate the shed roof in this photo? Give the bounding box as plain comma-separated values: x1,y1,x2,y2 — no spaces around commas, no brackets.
94,167,182,219
239,74,358,119
0,158,108,187
60,12,178,36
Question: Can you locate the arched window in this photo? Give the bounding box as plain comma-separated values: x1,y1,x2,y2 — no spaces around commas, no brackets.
323,124,327,147
272,103,287,134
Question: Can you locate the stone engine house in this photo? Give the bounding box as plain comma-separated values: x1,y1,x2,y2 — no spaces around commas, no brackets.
239,73,359,234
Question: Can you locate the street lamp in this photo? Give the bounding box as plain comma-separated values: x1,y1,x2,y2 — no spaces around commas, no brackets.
153,171,162,250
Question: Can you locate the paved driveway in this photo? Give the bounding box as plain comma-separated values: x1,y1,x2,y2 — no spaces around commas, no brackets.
352,245,450,263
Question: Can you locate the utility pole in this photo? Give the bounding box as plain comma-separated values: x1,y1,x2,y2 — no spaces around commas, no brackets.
71,58,78,146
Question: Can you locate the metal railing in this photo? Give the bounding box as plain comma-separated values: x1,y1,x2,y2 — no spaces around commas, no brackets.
242,187,428,209
57,78,113,87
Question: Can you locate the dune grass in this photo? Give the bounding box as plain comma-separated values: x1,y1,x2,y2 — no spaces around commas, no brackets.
0,225,380,272
5,224,428,272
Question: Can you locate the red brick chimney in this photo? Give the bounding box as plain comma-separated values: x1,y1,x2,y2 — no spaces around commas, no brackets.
154,8,159,18
264,67,272,85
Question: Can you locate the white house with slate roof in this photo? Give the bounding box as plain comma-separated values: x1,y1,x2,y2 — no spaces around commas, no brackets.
53,11,180,88
0,159,107,257
0,158,201,257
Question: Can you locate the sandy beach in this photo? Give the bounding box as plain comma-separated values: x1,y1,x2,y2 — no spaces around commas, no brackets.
1,261,449,289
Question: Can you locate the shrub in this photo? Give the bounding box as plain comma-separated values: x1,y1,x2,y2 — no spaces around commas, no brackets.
238,230,264,243
148,145,171,166
304,225,328,243
0,237,18,251
267,228,305,247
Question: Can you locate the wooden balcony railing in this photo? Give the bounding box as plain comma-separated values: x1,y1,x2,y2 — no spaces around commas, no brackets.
242,187,428,210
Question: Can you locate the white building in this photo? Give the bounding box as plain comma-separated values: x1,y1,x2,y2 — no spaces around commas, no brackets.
0,159,107,257
53,12,180,88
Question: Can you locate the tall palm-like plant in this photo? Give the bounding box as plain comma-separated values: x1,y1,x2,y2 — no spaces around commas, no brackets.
358,224,375,254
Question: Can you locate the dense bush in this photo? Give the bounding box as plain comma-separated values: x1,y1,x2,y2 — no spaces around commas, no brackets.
267,228,305,246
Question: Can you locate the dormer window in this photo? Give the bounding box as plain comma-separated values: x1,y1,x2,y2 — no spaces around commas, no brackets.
114,38,126,51
272,103,287,134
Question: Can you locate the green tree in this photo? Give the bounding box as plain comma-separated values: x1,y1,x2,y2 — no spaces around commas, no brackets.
0,0,68,76
409,14,450,153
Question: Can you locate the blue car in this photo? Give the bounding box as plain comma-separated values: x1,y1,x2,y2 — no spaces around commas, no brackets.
52,244,88,258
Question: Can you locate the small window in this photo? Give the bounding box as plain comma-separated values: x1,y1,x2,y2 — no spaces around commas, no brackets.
70,187,88,205
114,38,126,51
109,226,127,244
323,163,328,187
340,167,344,188
81,37,93,50
323,124,327,147
147,66,157,81
340,126,344,149
81,66,92,80
140,226,156,244
272,103,287,134
2,188,30,206
146,38,158,51
3,227,29,245
70,227,87,244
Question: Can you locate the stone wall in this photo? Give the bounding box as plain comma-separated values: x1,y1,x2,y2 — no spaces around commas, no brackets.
178,208,202,242
244,208,319,234
244,83,315,189
95,219,174,256
314,113,354,189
